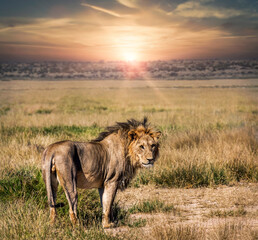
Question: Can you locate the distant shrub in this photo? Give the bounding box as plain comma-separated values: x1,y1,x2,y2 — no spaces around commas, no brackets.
143,107,167,113
0,106,10,116
35,109,52,114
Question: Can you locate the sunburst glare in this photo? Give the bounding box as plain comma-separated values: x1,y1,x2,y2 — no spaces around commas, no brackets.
123,51,138,62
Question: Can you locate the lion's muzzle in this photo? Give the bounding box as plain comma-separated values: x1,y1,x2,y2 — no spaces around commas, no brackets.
141,158,155,168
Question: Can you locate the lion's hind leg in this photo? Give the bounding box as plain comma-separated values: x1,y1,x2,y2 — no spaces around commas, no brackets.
63,184,78,225
57,168,78,225
49,169,59,224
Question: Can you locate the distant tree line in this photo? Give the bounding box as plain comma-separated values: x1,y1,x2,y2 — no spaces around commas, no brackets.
0,59,257,80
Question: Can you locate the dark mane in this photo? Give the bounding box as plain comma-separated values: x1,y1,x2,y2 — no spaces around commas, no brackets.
91,117,148,142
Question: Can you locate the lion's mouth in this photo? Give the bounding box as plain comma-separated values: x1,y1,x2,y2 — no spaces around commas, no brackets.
141,162,154,168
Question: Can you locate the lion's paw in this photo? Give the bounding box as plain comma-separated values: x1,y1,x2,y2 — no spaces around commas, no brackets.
103,221,116,229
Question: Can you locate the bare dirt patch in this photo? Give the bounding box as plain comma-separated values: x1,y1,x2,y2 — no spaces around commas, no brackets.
106,183,258,239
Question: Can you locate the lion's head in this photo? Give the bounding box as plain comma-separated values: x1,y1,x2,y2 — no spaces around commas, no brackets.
128,125,161,168
92,117,161,169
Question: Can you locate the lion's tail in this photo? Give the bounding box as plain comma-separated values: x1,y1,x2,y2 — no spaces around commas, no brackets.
45,154,55,208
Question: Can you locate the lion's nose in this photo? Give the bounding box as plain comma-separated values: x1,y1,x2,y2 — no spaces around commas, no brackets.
147,158,155,164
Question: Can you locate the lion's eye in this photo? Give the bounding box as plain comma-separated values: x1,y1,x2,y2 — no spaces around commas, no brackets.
140,145,145,149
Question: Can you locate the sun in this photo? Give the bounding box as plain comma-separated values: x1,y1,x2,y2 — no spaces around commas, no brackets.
124,52,137,62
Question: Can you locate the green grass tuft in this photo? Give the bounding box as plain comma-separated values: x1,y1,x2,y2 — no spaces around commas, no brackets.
0,125,102,141
0,167,47,208
128,218,147,228
129,200,176,214
132,162,257,188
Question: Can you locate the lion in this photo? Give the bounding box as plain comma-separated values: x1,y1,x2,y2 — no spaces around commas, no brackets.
41,117,161,228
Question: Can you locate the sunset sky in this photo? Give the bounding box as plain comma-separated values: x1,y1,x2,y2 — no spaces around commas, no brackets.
0,0,257,61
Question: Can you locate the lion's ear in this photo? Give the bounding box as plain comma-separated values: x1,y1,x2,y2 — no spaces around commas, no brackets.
156,131,161,139
151,131,161,140
128,130,136,141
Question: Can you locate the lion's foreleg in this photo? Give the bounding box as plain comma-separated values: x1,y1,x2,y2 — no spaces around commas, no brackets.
102,182,117,229
98,188,104,208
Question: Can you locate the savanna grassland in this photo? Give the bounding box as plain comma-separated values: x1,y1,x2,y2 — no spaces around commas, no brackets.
0,79,257,240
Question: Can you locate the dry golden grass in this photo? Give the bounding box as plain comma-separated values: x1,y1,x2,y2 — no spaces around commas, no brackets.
0,79,257,239
150,221,257,240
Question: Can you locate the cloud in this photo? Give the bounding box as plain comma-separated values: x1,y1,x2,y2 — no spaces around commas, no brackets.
0,0,257,60
172,1,243,19
81,3,122,17
0,17,40,28
116,0,162,10
116,0,138,8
